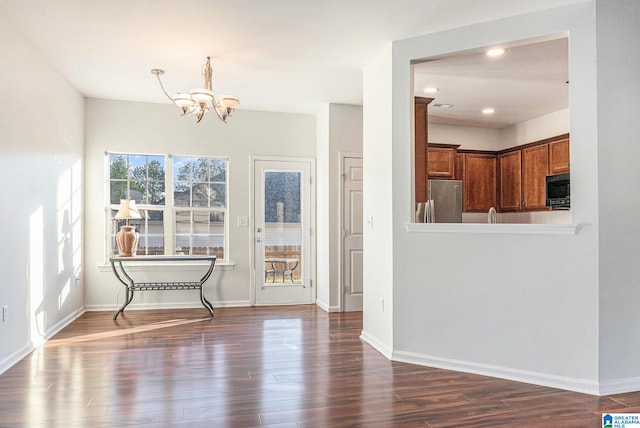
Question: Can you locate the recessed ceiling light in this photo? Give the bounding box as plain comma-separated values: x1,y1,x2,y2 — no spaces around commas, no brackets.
482,108,495,114
423,87,439,94
486,48,505,57
433,104,454,108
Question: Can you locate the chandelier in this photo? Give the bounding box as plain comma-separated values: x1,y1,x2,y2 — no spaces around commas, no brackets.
151,56,239,123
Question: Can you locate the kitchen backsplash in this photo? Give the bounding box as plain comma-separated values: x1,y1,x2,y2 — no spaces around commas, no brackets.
462,210,571,224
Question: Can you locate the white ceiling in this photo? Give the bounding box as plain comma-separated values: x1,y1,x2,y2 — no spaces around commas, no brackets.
414,37,568,128
0,0,580,126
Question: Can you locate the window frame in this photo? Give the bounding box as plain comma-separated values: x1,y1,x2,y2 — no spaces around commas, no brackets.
105,151,230,262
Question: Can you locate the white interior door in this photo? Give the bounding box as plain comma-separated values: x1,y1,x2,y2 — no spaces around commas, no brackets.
253,158,313,305
341,155,363,311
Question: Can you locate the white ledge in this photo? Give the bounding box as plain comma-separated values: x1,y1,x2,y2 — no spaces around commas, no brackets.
405,222,580,235
97,262,236,273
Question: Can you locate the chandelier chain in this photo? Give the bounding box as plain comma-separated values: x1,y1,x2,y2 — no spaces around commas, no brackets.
154,72,174,103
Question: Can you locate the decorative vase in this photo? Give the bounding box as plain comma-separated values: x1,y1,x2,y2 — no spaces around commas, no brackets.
115,225,139,257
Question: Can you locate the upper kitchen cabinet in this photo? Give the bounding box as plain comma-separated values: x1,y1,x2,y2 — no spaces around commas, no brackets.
498,150,522,211
427,144,459,179
549,134,570,174
461,152,496,212
415,97,433,203
496,134,569,212
521,144,549,210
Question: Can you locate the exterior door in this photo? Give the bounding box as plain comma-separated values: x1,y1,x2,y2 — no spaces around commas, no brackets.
341,155,363,311
253,158,313,305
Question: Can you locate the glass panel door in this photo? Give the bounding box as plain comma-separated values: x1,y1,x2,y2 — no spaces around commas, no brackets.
254,159,312,305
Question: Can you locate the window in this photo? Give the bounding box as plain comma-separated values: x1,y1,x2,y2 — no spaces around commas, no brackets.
173,157,227,257
107,153,228,260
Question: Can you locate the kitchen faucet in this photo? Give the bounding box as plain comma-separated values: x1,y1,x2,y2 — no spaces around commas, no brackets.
488,206,497,224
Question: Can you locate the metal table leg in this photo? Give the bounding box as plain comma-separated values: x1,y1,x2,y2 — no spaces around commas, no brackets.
111,260,136,320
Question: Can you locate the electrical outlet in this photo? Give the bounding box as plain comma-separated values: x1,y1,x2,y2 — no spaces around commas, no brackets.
379,298,384,312
2,306,7,322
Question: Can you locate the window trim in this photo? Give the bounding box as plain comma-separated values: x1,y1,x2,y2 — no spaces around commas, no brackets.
105,151,230,262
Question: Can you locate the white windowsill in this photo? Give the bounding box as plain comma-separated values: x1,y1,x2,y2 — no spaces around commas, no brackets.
97,262,236,273
405,222,580,235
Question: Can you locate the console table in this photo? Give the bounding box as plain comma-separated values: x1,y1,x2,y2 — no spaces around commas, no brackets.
109,255,216,320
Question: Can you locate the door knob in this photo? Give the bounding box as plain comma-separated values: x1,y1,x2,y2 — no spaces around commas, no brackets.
256,237,262,242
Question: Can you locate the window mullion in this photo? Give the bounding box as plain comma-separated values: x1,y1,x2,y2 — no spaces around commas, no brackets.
165,154,175,254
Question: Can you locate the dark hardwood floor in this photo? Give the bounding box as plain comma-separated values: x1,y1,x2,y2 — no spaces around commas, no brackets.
1,305,640,427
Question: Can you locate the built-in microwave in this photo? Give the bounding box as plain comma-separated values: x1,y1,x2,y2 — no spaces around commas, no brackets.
545,173,570,209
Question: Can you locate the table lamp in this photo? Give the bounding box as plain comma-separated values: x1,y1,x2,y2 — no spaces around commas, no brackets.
114,199,142,257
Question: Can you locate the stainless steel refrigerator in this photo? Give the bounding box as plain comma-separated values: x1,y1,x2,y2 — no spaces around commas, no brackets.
417,179,463,223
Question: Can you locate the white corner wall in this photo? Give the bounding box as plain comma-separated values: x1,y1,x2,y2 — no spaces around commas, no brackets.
363,2,615,394
360,45,395,356
0,9,85,373
595,0,640,393
316,104,363,312
316,105,331,310
84,99,315,312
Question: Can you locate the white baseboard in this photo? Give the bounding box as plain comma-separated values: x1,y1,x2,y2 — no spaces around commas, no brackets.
360,330,393,359
599,376,640,395
46,307,86,339
0,306,85,376
392,349,601,396
0,344,33,376
315,299,340,313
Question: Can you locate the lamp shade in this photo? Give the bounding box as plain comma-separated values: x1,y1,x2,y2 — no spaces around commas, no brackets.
114,199,142,220
190,88,214,105
218,95,240,109
173,93,195,107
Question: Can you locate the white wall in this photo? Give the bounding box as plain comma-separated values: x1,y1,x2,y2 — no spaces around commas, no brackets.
431,108,570,151
316,104,363,312
316,106,331,309
360,45,395,356
595,0,640,391
502,108,570,147
429,123,504,151
84,99,315,311
0,9,85,373
363,2,611,393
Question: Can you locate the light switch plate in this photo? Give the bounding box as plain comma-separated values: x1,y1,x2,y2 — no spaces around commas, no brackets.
237,216,249,227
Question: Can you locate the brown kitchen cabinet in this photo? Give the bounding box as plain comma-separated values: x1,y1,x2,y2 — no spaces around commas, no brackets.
549,136,570,174
414,97,433,202
415,130,569,215
454,153,464,181
498,150,522,211
462,153,496,212
521,144,550,210
427,144,459,179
